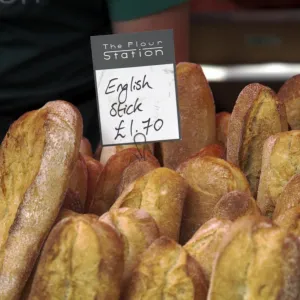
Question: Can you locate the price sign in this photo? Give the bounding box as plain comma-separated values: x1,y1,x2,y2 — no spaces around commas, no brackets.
90,30,181,146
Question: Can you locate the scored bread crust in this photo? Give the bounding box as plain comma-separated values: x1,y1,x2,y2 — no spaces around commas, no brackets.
257,130,300,217
28,216,124,300
0,100,82,300
227,83,288,196
123,236,208,300
208,216,300,300
278,74,300,129
161,62,216,170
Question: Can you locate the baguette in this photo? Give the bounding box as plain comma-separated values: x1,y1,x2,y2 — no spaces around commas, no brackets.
100,208,160,289
88,148,159,215
28,215,124,300
161,62,216,170
123,236,208,300
0,100,82,300
111,167,187,241
216,112,231,147
177,156,250,243
79,137,93,157
278,74,300,129
212,191,261,221
227,83,288,196
184,218,232,282
208,216,300,300
257,131,300,217
82,155,103,212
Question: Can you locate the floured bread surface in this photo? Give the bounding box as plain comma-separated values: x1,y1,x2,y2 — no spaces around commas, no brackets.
111,167,187,241
257,131,300,217
0,100,82,300
161,62,216,170
278,74,300,129
28,216,124,300
177,156,250,243
124,236,208,300
100,208,160,289
208,216,300,300
227,83,288,196
184,218,232,281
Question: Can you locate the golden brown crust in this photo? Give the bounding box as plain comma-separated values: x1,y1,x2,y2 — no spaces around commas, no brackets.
257,131,300,217
124,236,208,300
184,218,232,282
93,144,102,160
68,153,88,209
116,158,160,197
177,156,250,243
216,112,231,147
82,155,103,212
161,62,216,170
100,208,160,289
278,74,300,129
79,137,93,157
212,191,261,221
208,215,300,300
189,143,226,160
62,189,83,213
89,148,160,216
274,206,300,234
227,83,288,196
28,215,124,300
0,100,82,299
111,167,187,241
273,174,300,219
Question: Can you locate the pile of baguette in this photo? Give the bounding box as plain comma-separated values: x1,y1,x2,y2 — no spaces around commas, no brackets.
2,63,300,300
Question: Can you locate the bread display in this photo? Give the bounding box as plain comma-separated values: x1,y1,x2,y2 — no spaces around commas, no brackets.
79,137,93,157
227,83,288,196
62,189,83,213
184,218,232,281
190,143,225,160
208,216,300,300
274,206,300,234
212,191,261,221
27,215,124,300
0,100,82,299
111,167,187,241
100,208,160,289
82,155,104,212
216,112,231,147
160,62,216,170
88,148,159,216
67,153,88,209
177,155,250,243
123,236,208,300
94,143,102,160
257,130,300,217
278,74,300,129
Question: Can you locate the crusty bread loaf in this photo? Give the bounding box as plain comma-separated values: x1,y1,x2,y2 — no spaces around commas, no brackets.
0,100,82,300
212,191,261,221
184,218,232,281
273,174,300,219
177,156,250,243
111,167,187,241
116,158,160,197
94,144,102,160
68,153,88,209
124,236,208,300
28,215,124,300
62,189,83,213
161,62,216,170
278,74,300,129
89,148,160,216
216,112,231,147
82,155,103,212
100,144,154,165
190,143,225,160
100,208,160,289
257,131,300,217
208,215,300,300
274,206,300,234
79,137,93,157
227,83,288,196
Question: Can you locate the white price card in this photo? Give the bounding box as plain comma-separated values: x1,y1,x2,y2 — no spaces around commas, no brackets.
90,30,181,146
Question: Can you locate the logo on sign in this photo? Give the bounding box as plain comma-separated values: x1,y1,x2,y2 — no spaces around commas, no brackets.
103,41,164,61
